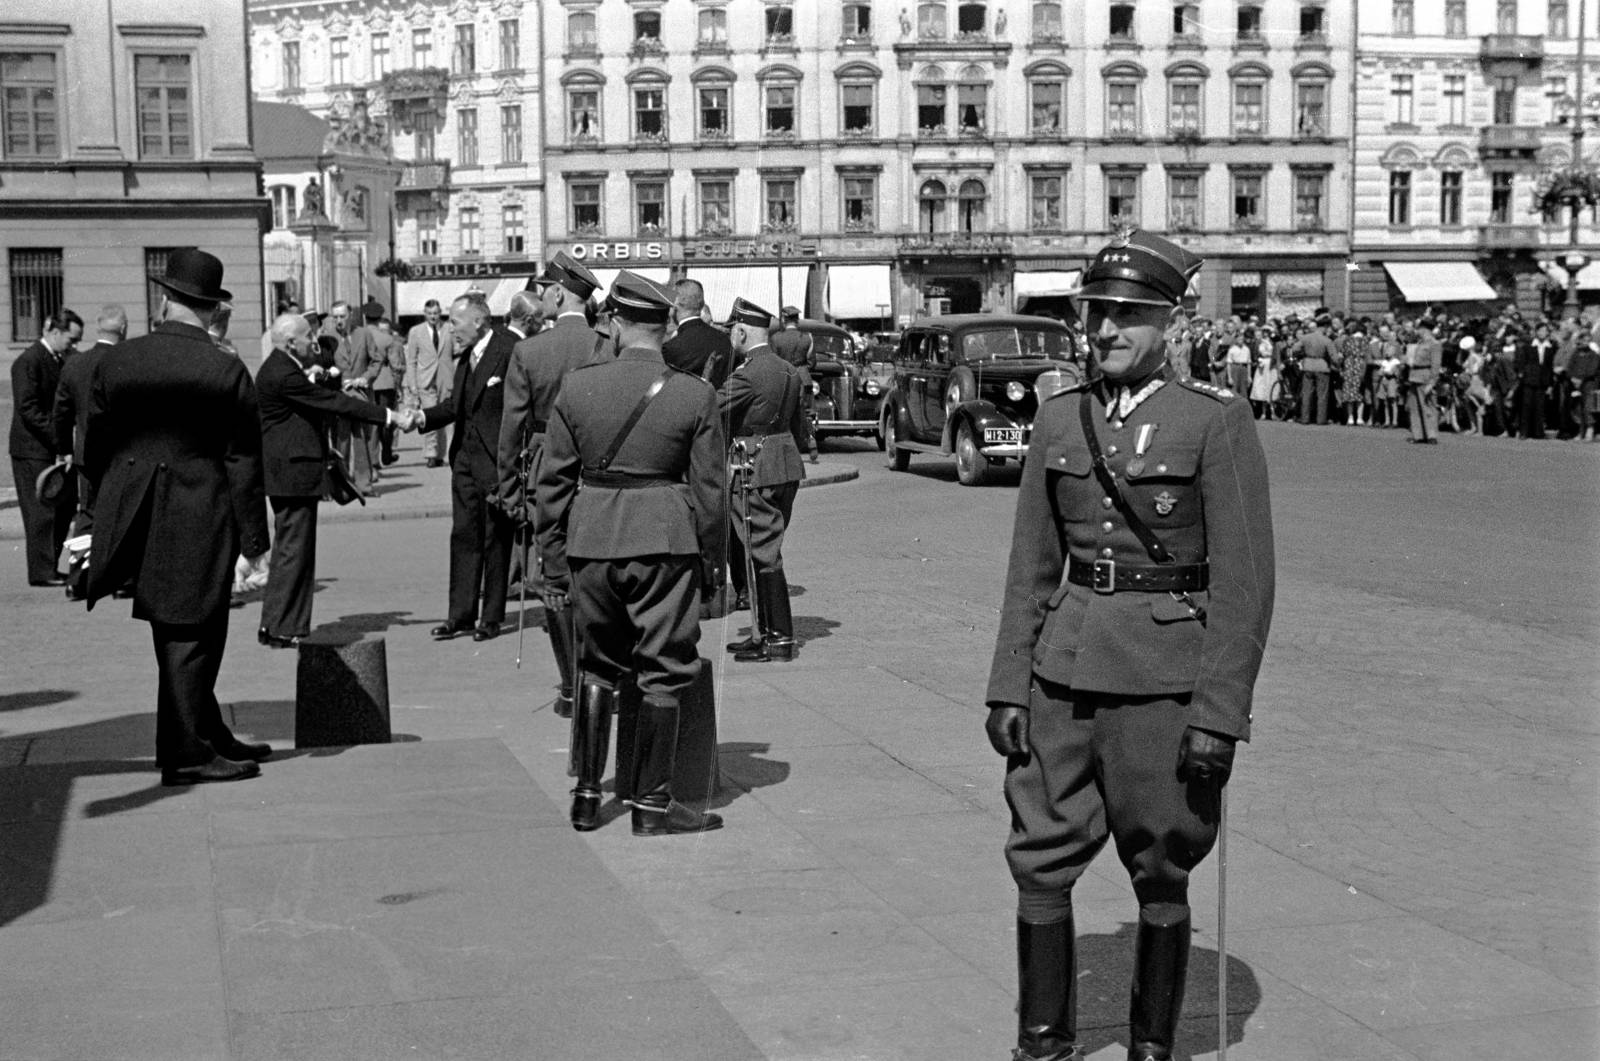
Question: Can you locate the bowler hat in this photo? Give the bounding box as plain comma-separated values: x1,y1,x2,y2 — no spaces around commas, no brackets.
35,459,72,505
535,251,599,301
725,297,775,329
152,247,232,304
604,270,676,323
1075,230,1202,307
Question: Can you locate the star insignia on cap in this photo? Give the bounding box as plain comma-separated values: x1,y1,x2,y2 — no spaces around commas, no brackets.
1106,252,1130,263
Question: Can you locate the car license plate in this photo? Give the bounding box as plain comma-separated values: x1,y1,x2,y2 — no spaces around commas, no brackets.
984,427,1022,445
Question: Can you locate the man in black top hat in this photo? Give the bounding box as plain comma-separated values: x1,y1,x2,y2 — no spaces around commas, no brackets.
986,230,1275,1061
82,248,274,786
535,269,726,836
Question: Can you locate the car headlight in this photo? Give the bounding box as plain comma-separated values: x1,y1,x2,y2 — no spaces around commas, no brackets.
864,380,881,396
1006,380,1027,402
811,380,820,395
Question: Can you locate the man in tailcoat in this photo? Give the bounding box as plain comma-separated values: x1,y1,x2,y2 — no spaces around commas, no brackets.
719,298,807,663
419,294,519,641
986,230,1275,1061
497,252,605,716
256,313,417,648
404,299,454,467
81,249,274,786
662,278,734,388
534,270,726,836
9,308,82,586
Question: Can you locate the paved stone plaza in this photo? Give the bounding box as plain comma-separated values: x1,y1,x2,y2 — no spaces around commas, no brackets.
1,422,1596,1059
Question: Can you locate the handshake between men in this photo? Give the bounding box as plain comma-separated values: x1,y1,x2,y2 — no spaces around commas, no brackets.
387,407,426,433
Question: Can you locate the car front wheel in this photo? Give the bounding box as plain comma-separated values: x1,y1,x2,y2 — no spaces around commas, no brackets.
954,421,991,486
885,409,910,471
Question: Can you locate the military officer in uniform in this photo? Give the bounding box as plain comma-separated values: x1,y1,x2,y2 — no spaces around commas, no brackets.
497,252,605,717
534,270,727,836
985,230,1275,1061
720,298,807,663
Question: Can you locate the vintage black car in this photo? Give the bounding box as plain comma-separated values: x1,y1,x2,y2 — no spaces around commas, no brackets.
800,319,893,447
881,313,1083,485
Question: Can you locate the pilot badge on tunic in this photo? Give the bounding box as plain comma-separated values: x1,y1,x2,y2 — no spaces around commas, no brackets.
1153,491,1177,517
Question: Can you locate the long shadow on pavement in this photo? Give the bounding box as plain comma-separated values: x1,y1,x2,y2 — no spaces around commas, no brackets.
0,690,78,713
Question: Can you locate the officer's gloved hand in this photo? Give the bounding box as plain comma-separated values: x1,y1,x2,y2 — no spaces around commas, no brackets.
985,706,1030,758
1178,726,1236,786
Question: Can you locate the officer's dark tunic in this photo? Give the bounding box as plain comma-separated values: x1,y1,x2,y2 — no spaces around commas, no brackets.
718,345,806,573
986,373,1275,918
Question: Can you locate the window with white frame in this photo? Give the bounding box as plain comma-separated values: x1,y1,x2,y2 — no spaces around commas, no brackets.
1237,4,1264,39
1031,78,1065,133
1110,3,1136,39
453,24,475,74
1170,78,1202,134
634,84,666,139
957,178,987,232
766,4,795,41
1107,78,1140,136
135,54,192,159
460,204,481,253
371,33,389,77
568,11,598,52
569,85,600,141
501,104,522,162
634,10,663,45
417,209,439,255
503,202,525,252
1232,170,1264,228
269,184,297,229
1106,170,1139,227
918,82,948,132
500,20,520,68
919,178,947,232
1390,74,1414,125
1030,173,1064,231
1445,0,1466,35
842,83,874,133
1547,76,1570,124
1490,170,1514,222
699,84,730,137
635,179,666,234
919,1,947,39
765,83,796,135
957,77,987,133
1300,3,1325,38
412,28,432,66
1032,0,1063,39
1169,170,1201,230
1294,170,1326,229
1233,77,1266,135
1174,3,1201,37
699,7,728,45
1,51,60,159
1497,0,1518,33
699,177,731,234
457,107,478,165
1439,170,1463,226
1388,170,1411,225
1393,0,1414,34
1295,79,1327,136
570,181,601,233
1443,74,1466,125
330,36,349,84
764,176,798,230
283,40,300,89
843,3,873,39
843,175,876,230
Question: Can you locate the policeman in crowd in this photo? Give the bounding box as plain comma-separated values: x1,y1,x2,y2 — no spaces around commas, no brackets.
769,305,820,463
497,252,606,717
720,298,807,663
534,270,727,836
985,230,1276,1061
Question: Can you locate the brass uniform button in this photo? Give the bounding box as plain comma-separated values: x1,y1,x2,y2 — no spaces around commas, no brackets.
1100,520,1114,533
1099,547,1114,558
1101,496,1113,509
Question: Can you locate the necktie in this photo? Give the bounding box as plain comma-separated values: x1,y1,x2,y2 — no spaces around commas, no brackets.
430,324,439,349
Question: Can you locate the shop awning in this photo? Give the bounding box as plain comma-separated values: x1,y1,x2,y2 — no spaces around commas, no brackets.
1542,260,1600,291
1014,270,1081,300
826,264,893,319
683,265,812,321
485,276,537,315
590,267,672,304
396,279,496,316
1382,261,1498,303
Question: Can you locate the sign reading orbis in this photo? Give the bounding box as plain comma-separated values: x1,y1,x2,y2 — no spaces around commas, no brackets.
565,242,669,262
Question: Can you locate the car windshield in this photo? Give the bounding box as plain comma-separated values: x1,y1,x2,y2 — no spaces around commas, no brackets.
810,333,851,359
960,327,1071,362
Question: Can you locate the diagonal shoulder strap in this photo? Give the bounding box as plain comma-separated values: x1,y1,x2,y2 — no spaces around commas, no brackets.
1077,391,1174,565
597,369,673,470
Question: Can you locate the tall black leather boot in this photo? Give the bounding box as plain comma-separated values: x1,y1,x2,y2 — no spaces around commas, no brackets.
736,570,796,662
629,698,723,836
726,568,767,653
1127,904,1191,1061
1015,915,1081,1061
546,605,576,719
568,679,615,831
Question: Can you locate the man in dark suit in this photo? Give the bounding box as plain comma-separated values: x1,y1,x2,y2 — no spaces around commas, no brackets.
52,306,124,532
9,308,82,586
82,249,273,786
420,293,519,641
535,270,726,836
255,313,418,648
769,305,819,462
497,253,604,714
663,278,734,388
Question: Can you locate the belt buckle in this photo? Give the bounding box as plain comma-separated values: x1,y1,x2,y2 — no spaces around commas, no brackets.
1092,559,1115,594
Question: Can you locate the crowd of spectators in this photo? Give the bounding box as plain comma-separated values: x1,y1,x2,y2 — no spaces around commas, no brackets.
1164,304,1600,441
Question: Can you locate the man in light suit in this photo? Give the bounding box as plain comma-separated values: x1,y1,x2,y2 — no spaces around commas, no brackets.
405,298,454,467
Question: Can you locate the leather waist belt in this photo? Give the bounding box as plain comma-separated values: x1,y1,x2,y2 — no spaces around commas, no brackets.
739,423,786,438
580,469,682,489
1066,556,1208,594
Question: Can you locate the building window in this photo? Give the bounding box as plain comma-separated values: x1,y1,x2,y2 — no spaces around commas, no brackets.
1295,81,1326,136
634,86,666,139
1490,171,1514,222
1547,76,1570,124
499,19,520,68
764,176,798,230
329,36,349,84
1107,171,1139,227
918,83,948,132
501,104,522,162
569,12,598,53
1110,3,1136,39
269,184,297,229
958,2,988,35
570,182,601,233
1170,80,1201,134
919,179,947,232
1030,174,1064,231
1031,79,1065,133
9,248,63,343
1233,80,1265,135
842,83,874,133
1232,171,1263,228
1033,0,1063,39
281,41,300,91
699,85,729,137
503,202,525,253
1237,4,1263,39
843,175,876,229
1388,170,1411,226
144,248,175,330
1445,0,1467,35
765,84,796,134
457,107,478,165
371,33,390,77
1169,171,1201,230
1440,170,1463,226
1549,0,1569,36
699,178,731,234
1107,80,1140,135
460,205,481,254
135,54,192,159
1497,0,1518,33
699,7,728,45
414,122,434,160
413,28,432,66
1174,3,1201,37
454,24,476,74
957,80,987,133
1294,171,1325,229
1443,74,1466,125
957,178,987,231
634,10,663,45
844,3,873,39
919,1,947,40
1300,3,1325,38
1390,74,1414,125
2,52,60,159
766,4,795,41
417,209,439,256
1393,1,1414,34
635,179,666,235
570,88,599,141
1493,75,1517,124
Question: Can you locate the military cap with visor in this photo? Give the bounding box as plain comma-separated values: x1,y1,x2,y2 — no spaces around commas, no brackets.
1074,229,1203,307
534,251,600,301
724,297,776,329
360,298,386,320
604,269,677,323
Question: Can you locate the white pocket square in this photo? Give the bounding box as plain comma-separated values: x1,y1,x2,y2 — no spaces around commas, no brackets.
487,376,502,388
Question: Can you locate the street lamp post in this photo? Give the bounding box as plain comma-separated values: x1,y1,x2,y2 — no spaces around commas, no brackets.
1565,0,1590,320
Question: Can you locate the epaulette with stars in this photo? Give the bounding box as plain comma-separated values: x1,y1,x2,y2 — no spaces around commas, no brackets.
1042,379,1092,402
1177,377,1240,402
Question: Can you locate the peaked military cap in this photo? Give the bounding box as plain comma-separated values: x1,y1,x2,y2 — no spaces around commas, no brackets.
725,297,775,329
1075,229,1203,307
535,251,599,301
361,298,386,320
604,269,676,323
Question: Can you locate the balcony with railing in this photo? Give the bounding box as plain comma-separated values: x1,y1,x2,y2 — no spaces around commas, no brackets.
1479,124,1544,161
397,160,450,193
1480,35,1543,65
1477,223,1542,249
897,231,1014,257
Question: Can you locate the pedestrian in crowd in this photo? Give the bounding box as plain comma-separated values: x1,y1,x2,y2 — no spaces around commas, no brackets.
10,308,83,587
1485,338,1520,437
986,230,1275,1061
255,313,420,649
52,306,126,541
81,249,273,786
404,298,454,468
420,294,518,642
1224,326,1253,396
496,252,605,716
1293,314,1336,425
1567,329,1600,441
504,289,543,344
533,270,727,836
1248,328,1279,419
1403,320,1443,444
337,299,388,489
1519,322,1554,440
1457,336,1489,435
663,278,735,388
770,305,820,464
368,313,407,466
1164,315,1192,381
1338,320,1368,426
1187,319,1213,382
720,297,808,663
